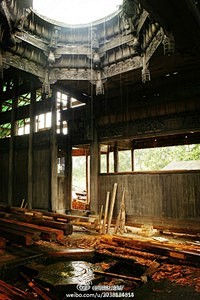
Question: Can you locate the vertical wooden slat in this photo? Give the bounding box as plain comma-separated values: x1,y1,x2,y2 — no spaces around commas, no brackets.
103,191,110,234
107,183,118,233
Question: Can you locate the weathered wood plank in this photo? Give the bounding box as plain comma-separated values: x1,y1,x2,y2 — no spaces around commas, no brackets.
0,228,34,246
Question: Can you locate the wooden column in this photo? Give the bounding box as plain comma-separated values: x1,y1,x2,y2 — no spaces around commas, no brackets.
90,124,100,214
107,145,110,173
65,96,72,212
86,150,89,205
8,81,17,206
50,88,58,212
131,148,134,171
65,140,72,212
27,87,36,209
114,142,119,173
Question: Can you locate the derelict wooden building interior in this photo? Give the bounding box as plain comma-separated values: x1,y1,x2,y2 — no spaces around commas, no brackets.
1,0,200,226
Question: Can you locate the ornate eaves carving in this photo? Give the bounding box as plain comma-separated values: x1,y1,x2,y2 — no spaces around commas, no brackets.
136,10,149,34
146,28,164,62
49,68,92,81
15,32,48,52
3,51,43,77
55,45,91,56
99,33,136,53
98,111,200,141
103,57,142,79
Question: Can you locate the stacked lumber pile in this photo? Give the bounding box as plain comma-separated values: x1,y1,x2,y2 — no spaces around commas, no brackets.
0,206,73,246
0,205,99,232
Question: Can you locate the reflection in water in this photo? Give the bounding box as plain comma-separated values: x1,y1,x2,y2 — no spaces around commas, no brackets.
37,261,94,286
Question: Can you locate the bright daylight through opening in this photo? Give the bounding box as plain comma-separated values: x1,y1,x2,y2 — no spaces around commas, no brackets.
33,0,123,25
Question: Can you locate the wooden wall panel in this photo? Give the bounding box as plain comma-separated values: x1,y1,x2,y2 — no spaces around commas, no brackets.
0,152,9,204
99,171,200,223
32,148,50,210
13,149,28,207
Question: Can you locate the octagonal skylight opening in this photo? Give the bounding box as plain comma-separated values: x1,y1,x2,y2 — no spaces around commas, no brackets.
33,0,123,25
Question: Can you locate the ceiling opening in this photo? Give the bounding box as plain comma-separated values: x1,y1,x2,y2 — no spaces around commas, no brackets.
33,0,123,25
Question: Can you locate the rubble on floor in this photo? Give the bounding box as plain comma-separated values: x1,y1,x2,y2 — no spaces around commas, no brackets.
0,206,200,299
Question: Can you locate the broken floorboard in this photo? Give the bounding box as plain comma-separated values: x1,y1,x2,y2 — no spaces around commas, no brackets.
97,235,200,266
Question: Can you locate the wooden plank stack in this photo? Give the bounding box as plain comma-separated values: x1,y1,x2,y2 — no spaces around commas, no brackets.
0,206,73,246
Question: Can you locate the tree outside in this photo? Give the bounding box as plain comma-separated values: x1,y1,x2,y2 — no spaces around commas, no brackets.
72,144,200,190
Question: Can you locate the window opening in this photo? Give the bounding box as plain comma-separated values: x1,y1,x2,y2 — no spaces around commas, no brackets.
56,91,68,134
72,148,88,210
18,92,31,107
135,144,200,171
71,97,85,108
57,157,65,175
119,150,132,172
17,119,30,135
0,123,11,138
36,89,42,102
1,99,12,112
100,143,200,172
35,112,51,132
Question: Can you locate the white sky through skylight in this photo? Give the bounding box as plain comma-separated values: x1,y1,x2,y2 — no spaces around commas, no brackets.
33,0,123,25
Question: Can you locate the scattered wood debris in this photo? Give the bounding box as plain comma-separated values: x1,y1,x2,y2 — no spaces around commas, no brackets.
0,279,33,300
152,263,200,292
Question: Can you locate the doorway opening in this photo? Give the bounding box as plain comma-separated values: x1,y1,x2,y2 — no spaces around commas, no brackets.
72,147,90,211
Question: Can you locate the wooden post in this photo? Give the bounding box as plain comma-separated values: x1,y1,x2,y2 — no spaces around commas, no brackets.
107,183,118,234
106,145,110,173
131,148,134,171
90,124,99,214
50,88,58,212
114,142,119,173
103,191,110,234
65,96,72,212
27,87,36,209
86,150,89,205
8,80,18,206
114,188,126,234
65,140,72,212
98,204,104,233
